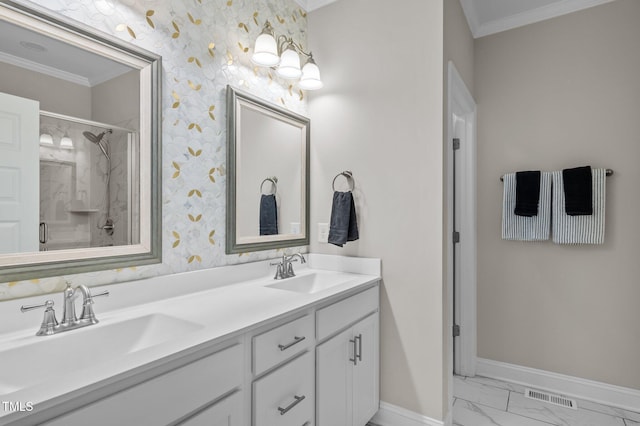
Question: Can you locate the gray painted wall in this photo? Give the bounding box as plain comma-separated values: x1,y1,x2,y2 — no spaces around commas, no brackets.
309,0,446,420
475,0,640,389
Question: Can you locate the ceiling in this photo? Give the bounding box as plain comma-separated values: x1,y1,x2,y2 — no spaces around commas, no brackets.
0,19,133,87
459,0,616,38
298,0,616,39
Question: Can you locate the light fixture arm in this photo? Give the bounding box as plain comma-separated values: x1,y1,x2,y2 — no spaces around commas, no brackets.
253,20,323,89
259,20,313,61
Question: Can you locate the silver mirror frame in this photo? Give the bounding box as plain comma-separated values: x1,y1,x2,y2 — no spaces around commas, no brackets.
226,85,310,254
0,0,162,281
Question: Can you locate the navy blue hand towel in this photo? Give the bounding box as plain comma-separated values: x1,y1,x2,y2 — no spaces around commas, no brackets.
259,194,278,235
514,170,541,217
328,191,359,247
563,166,593,216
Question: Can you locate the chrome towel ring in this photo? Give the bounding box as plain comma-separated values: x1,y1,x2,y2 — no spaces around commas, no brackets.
260,176,278,194
332,170,354,192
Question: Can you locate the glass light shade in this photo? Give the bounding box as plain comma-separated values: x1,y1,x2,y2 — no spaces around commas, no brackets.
60,135,74,149
299,61,323,90
39,133,53,145
251,33,279,67
276,47,302,79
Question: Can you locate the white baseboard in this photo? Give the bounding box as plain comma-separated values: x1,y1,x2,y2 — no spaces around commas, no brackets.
476,358,640,412
370,401,444,426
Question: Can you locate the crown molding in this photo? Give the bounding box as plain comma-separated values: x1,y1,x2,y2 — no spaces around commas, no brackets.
0,51,90,87
462,0,617,39
297,0,341,12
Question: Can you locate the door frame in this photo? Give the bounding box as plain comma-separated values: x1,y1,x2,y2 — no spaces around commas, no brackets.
446,61,477,384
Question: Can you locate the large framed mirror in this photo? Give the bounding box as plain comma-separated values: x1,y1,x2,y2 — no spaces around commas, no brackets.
0,1,161,281
226,86,309,254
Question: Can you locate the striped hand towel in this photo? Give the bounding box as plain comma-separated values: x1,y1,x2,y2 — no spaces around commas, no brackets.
552,168,606,244
502,172,551,241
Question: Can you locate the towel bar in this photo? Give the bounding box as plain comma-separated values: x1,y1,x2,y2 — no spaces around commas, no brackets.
499,169,613,182
260,176,278,194
332,171,354,191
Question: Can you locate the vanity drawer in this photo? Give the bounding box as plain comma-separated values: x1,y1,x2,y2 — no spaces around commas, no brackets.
253,314,313,376
253,352,314,426
178,390,243,426
43,343,243,426
316,285,379,341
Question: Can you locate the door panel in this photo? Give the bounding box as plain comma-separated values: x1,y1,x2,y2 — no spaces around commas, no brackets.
352,313,379,426
0,92,40,254
316,327,352,426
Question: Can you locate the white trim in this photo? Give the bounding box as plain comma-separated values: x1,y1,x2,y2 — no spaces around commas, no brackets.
477,358,640,412
462,0,616,38
458,0,481,39
447,61,477,379
0,51,91,87
297,0,341,12
371,402,444,426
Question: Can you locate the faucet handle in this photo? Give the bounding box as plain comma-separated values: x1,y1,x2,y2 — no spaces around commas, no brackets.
21,300,59,336
90,290,109,299
79,288,109,324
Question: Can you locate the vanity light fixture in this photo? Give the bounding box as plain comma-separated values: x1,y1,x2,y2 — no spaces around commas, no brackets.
60,133,74,149
39,133,54,145
251,20,323,90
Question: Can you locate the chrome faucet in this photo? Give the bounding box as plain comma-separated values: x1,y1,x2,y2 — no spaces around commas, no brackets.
21,282,109,336
271,252,306,279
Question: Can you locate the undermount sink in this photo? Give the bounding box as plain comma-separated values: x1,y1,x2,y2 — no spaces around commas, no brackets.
266,271,355,294
0,313,203,394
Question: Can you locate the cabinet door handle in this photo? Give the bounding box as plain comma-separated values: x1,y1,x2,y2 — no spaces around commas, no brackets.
39,222,48,244
302,422,311,426
349,338,358,365
355,333,363,362
278,395,305,415
278,336,305,351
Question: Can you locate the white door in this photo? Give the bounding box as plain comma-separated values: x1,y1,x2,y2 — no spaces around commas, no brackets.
352,313,379,426
317,327,352,426
447,62,477,378
0,92,40,254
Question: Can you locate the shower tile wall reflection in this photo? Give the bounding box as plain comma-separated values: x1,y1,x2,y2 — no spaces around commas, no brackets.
39,114,138,250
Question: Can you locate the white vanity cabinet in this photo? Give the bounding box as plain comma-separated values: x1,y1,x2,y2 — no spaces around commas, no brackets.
12,278,380,426
178,391,243,426
41,343,244,426
316,287,380,426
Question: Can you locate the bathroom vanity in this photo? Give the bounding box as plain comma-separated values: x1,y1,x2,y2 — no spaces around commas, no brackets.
0,254,380,426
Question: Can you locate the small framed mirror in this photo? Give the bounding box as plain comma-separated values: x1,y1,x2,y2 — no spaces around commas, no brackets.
0,1,161,281
226,86,309,254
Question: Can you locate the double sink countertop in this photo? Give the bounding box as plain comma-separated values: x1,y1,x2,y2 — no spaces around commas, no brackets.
0,254,380,423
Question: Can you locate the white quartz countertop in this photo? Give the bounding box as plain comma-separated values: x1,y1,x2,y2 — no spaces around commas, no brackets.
0,254,380,423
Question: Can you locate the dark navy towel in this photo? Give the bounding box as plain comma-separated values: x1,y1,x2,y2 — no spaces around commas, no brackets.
328,191,359,247
514,170,541,217
259,194,278,235
563,166,593,216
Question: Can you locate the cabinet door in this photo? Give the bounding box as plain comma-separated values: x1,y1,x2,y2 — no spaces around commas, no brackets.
178,391,243,426
316,327,352,426
352,313,379,426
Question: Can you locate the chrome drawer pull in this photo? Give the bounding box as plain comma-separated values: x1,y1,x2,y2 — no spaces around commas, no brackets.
356,333,363,362
278,395,305,415
278,336,305,351
349,338,357,365
302,422,311,426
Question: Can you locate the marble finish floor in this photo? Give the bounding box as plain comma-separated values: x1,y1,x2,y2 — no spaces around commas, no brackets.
454,375,640,426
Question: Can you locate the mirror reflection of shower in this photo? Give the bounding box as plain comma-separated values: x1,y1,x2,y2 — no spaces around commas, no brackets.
39,111,139,250
83,129,114,235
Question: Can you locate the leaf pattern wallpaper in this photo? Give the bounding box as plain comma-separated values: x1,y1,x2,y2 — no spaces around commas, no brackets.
0,0,308,300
